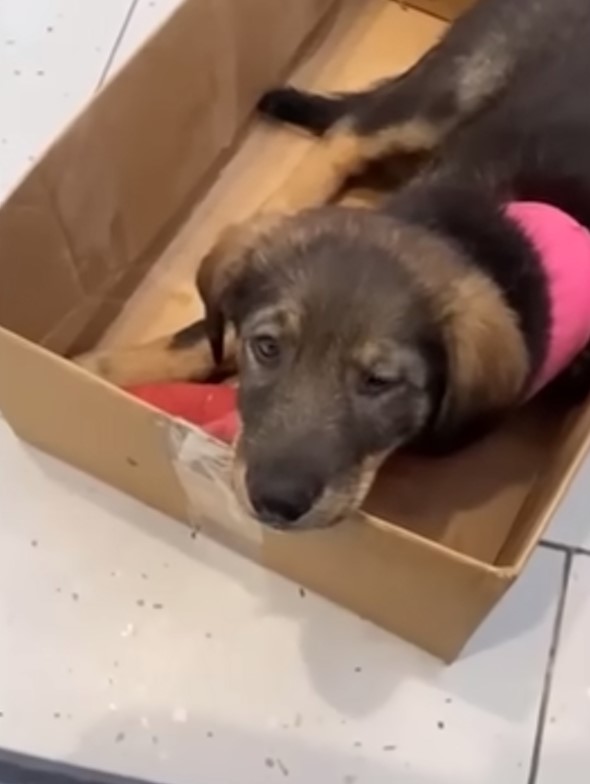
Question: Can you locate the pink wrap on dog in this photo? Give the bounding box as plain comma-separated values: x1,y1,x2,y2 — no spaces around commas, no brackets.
506,201,590,396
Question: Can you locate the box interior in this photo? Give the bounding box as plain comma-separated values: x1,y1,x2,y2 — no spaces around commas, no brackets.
1,0,589,574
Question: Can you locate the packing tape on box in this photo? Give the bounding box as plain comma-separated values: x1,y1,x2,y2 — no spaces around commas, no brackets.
166,419,264,545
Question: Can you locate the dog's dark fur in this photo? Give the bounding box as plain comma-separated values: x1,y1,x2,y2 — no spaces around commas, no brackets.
76,0,590,530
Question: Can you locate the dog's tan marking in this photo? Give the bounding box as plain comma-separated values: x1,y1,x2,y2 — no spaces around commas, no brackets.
361,119,446,157
382,223,528,432
436,271,528,428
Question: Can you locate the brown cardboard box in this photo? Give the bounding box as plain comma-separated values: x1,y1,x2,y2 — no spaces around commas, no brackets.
0,0,589,662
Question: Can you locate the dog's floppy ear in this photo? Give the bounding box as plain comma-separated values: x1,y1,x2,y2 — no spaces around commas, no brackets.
196,214,284,365
433,273,529,440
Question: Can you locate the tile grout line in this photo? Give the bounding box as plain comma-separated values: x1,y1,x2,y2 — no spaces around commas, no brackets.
527,550,573,784
95,0,141,91
540,540,590,558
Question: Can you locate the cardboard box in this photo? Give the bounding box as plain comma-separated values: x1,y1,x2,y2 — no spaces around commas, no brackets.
1,0,589,662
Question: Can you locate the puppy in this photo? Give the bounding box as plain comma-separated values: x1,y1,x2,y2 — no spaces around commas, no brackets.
76,0,590,531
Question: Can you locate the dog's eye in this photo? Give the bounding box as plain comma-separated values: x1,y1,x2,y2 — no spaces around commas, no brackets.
358,370,402,396
250,334,281,364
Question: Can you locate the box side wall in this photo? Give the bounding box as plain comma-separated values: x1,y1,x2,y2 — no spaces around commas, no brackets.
499,406,590,566
0,328,189,524
262,516,510,661
0,172,85,347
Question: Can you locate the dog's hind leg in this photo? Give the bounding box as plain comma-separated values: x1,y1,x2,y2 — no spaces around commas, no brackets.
258,4,517,212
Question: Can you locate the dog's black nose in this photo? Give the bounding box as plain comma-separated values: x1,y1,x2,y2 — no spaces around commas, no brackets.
247,471,322,527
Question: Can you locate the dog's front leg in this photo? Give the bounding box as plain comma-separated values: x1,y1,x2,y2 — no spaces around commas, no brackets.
73,320,237,386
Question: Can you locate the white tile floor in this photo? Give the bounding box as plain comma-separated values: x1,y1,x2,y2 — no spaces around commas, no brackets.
0,1,588,782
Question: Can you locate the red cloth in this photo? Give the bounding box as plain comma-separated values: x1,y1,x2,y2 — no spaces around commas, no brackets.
125,383,238,444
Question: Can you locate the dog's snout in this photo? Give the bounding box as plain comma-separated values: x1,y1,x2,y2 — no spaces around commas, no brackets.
246,467,323,527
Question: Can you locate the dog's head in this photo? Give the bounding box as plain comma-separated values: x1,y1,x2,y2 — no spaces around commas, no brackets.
197,207,527,530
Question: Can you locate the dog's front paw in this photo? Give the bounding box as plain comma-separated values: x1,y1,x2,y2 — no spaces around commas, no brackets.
73,349,118,381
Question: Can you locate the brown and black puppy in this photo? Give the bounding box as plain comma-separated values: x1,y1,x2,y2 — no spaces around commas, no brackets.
77,0,590,530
